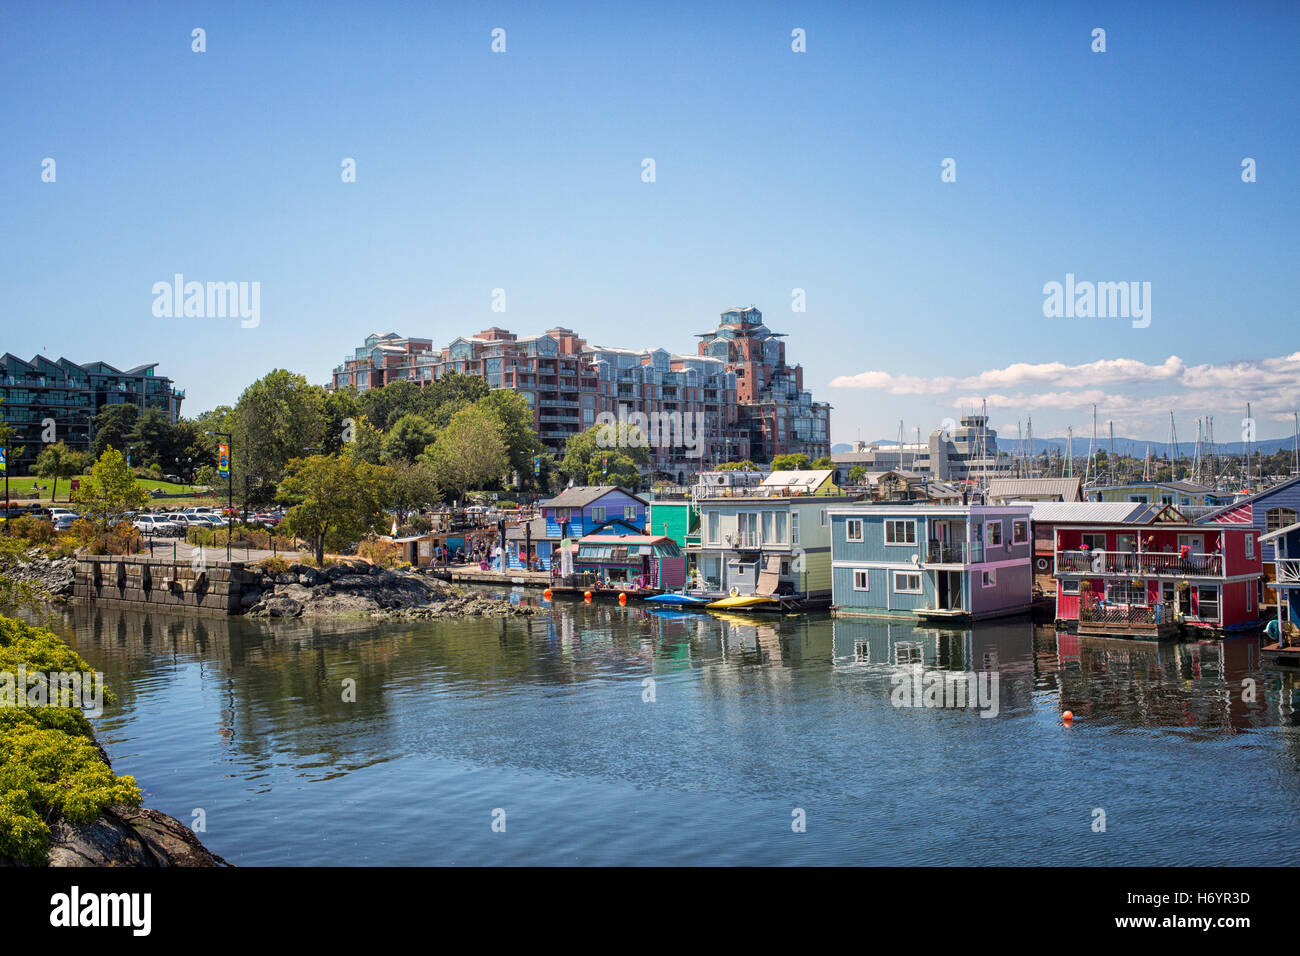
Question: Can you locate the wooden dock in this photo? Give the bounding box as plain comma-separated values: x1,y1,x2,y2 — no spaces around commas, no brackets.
437,568,551,587
1262,641,1300,666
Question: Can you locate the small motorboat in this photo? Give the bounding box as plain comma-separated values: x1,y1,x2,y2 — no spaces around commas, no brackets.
644,592,710,607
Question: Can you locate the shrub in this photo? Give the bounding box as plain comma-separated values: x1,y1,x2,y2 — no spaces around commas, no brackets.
9,516,54,544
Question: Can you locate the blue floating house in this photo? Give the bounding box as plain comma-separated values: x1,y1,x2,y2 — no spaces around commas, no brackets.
829,503,1034,622
541,485,648,539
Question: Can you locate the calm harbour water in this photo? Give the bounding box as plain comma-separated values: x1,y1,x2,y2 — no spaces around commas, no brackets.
16,594,1300,866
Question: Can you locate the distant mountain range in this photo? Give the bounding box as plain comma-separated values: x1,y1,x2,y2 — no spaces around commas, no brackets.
832,436,1299,458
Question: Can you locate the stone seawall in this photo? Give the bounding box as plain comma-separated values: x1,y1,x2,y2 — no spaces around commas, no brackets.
72,555,258,615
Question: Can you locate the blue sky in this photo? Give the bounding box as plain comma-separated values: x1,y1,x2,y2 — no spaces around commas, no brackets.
3,0,1298,445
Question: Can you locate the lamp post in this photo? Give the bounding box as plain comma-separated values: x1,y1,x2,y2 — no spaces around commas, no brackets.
206,431,233,558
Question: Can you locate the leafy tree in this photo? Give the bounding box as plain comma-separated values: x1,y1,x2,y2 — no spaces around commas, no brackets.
344,415,385,465
126,407,182,469
476,390,544,487
34,443,88,502
322,389,363,455
90,404,139,458
771,453,811,471
811,455,833,469
361,379,424,431
420,404,508,502
229,370,328,507
560,423,649,488
277,454,393,565
388,460,439,520
420,372,489,428
70,448,150,527
848,465,867,484
382,413,439,463
0,398,24,469
717,459,758,472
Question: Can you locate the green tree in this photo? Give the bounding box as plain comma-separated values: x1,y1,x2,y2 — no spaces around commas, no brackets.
476,390,544,486
848,465,866,484
361,379,424,431
717,459,758,472
34,443,88,502
90,404,139,458
382,413,439,463
71,448,149,527
771,453,811,471
811,455,833,469
229,370,328,508
388,460,439,520
560,423,650,488
420,372,489,428
322,389,363,455
343,416,385,465
277,455,393,565
420,405,509,502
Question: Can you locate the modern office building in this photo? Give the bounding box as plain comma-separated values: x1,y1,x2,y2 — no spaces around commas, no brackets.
0,354,184,471
832,415,1001,483
328,306,831,481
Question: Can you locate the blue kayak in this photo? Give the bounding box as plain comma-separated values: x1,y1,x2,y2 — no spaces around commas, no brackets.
644,593,710,606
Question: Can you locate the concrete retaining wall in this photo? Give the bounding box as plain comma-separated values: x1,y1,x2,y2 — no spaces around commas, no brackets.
72,555,258,615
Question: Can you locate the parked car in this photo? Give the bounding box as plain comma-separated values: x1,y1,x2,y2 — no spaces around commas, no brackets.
200,514,228,528
133,515,183,536
52,515,77,531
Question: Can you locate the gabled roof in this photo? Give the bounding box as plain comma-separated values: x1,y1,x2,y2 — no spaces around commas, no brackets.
988,477,1082,502
543,485,647,508
1197,475,1300,523
760,469,834,488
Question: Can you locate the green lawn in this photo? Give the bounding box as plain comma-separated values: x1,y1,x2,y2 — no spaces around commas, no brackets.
2,474,214,503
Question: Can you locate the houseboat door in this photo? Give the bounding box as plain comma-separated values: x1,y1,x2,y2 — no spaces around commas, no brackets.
937,571,964,610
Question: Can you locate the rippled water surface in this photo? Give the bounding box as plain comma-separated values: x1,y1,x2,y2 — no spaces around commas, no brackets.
18,595,1300,865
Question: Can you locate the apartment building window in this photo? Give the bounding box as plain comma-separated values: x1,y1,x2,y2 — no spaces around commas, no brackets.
987,521,1002,547
885,519,917,545
846,518,864,542
893,571,922,594
707,511,720,545
1012,520,1028,544
853,569,869,591
1197,586,1220,621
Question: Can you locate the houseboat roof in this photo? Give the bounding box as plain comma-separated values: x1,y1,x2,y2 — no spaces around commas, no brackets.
987,477,1083,502
577,534,675,546
760,469,835,489
1025,501,1144,523
1260,520,1300,543
543,485,647,508
1197,474,1300,523
505,517,548,541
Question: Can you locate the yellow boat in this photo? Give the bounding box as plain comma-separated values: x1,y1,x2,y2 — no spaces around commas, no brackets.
706,594,780,610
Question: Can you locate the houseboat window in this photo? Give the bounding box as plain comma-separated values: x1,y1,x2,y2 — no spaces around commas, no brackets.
781,560,790,575
1197,586,1220,620
761,511,774,543
707,511,720,545
1247,586,1254,613
853,569,869,591
1177,534,1203,554
1107,581,1147,605
775,512,787,542
1012,520,1028,544
1246,534,1255,559
555,508,570,523
792,513,800,546
981,569,997,588
820,508,828,527
846,518,864,542
1160,495,1174,505
1062,580,1080,595
885,519,917,545
1129,495,1148,503
592,506,606,523
1267,508,1298,532
893,571,922,593
624,505,638,521
1081,533,1106,552
987,521,1003,547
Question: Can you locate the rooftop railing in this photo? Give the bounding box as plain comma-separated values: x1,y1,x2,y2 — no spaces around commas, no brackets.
1055,549,1224,577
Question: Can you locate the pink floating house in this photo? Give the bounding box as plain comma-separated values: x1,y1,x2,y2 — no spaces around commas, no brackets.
573,534,687,590
1051,504,1262,637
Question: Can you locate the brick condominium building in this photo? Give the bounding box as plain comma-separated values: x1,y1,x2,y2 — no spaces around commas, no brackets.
329,306,830,481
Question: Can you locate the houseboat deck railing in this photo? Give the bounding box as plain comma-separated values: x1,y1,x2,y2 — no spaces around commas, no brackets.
925,541,985,564
1055,550,1224,577
1276,558,1300,585
1079,599,1176,627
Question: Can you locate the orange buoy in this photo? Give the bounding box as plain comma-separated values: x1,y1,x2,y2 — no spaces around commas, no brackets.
584,590,593,601
543,589,552,601
1062,710,1074,723
618,593,627,606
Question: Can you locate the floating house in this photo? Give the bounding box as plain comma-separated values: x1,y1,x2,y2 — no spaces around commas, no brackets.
1199,475,1300,609
1024,501,1148,597
1086,480,1220,508
687,479,859,605
829,503,1034,622
572,534,686,589
541,486,648,539
503,517,551,570
1052,504,1262,637
987,477,1083,504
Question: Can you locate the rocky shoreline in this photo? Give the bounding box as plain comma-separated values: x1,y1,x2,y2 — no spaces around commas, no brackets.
243,560,545,620
0,549,76,600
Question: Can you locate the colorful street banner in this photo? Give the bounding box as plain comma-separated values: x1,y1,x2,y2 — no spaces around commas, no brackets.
218,442,230,478
0,447,5,473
